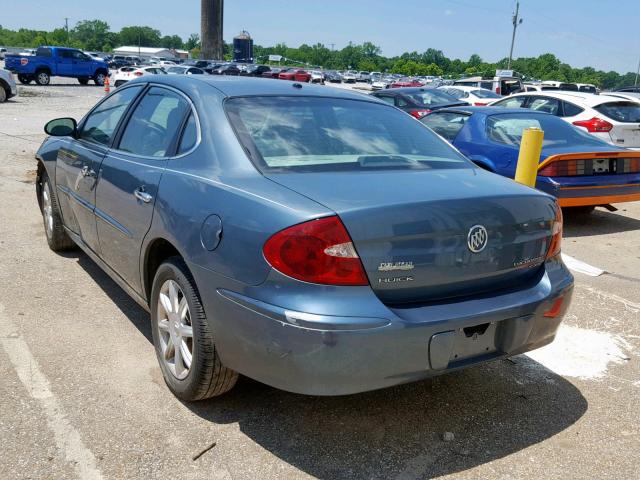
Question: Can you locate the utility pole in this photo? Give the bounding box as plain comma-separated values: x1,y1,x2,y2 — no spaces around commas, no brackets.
64,18,69,46
507,1,523,70
330,43,335,51
635,55,640,87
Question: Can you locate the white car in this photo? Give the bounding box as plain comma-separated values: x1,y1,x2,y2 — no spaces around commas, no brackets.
309,70,324,84
341,70,358,83
112,66,166,87
0,69,17,102
490,91,640,149
165,66,206,75
154,60,178,68
437,85,502,106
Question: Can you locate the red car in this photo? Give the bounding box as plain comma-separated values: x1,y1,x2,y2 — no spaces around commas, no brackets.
278,68,311,82
390,78,424,88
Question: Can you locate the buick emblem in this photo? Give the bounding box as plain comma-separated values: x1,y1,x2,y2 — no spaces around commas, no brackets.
467,225,488,253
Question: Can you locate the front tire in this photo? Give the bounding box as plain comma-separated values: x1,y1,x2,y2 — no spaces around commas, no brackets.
18,74,32,85
151,257,238,401
39,171,76,251
93,71,107,86
0,87,6,103
35,70,50,86
564,206,595,215
78,77,89,85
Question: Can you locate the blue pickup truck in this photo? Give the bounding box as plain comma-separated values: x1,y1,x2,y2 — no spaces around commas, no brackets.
5,46,109,86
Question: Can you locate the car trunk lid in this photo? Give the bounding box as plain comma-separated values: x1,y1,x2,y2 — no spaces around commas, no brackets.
267,168,557,304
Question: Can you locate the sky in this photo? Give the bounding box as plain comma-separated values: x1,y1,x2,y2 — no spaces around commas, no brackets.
1,0,638,74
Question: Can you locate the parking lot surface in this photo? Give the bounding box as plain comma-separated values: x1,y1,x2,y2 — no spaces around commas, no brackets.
0,76,638,480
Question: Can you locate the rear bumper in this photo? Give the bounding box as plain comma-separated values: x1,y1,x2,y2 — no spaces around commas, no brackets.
191,256,574,396
537,175,640,207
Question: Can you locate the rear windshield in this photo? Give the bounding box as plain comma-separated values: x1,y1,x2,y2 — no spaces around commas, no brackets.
486,113,610,148
225,96,471,173
472,89,501,99
405,89,459,106
594,102,640,123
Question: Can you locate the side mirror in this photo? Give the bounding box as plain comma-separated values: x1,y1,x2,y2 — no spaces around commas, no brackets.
44,117,77,137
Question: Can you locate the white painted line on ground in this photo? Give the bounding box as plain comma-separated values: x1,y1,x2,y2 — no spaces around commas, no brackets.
0,303,103,480
561,253,606,277
578,284,640,313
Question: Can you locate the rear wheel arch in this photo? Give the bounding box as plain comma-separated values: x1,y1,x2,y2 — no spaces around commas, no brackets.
143,238,184,303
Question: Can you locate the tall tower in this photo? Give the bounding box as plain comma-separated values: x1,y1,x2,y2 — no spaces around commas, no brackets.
201,0,224,60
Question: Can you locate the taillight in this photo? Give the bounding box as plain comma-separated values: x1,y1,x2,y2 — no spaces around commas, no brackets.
495,87,500,94
473,102,488,106
134,71,144,76
539,159,586,176
409,109,431,119
546,205,562,259
572,117,613,133
263,216,369,286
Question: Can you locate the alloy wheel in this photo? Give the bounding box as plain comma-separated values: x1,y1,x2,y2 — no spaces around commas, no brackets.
42,181,54,238
156,279,194,380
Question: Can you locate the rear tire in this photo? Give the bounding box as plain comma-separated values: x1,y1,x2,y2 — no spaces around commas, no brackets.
151,257,238,401
35,70,50,86
39,171,76,251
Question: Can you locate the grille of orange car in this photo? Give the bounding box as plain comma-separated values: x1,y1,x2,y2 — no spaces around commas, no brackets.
538,152,640,177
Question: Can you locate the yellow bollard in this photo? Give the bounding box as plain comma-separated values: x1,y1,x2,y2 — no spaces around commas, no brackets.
514,127,544,187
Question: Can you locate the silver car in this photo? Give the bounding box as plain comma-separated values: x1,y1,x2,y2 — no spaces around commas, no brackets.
0,69,17,102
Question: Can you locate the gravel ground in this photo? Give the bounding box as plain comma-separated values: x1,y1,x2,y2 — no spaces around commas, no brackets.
0,73,638,480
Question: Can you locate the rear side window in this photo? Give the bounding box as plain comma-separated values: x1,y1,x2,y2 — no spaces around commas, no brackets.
226,96,470,172
36,47,52,57
375,95,395,105
528,96,561,115
80,86,143,146
594,102,640,123
118,87,191,157
177,113,198,155
472,89,501,99
579,85,597,94
421,112,470,142
562,101,585,117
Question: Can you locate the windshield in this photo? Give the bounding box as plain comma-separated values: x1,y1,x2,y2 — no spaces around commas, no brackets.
405,89,460,106
226,96,471,173
472,89,501,99
486,113,611,148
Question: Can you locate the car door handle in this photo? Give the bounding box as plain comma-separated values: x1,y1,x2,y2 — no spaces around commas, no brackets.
134,187,153,203
81,165,96,177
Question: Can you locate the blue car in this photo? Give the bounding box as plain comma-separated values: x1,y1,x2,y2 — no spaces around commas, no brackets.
36,76,573,400
421,107,640,211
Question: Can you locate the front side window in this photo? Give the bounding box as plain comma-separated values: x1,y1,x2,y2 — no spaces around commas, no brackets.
118,87,191,157
226,96,470,172
80,86,143,145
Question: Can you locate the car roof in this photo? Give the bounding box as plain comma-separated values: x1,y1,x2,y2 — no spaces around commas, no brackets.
374,87,437,94
431,106,555,117
128,75,377,101
505,90,631,107
439,85,491,93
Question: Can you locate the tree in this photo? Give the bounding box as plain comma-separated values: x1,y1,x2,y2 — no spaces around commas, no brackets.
117,26,161,47
185,33,200,51
161,35,184,49
71,20,111,51
201,0,223,59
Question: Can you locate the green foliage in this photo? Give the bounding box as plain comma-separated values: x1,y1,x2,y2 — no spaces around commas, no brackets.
0,21,636,89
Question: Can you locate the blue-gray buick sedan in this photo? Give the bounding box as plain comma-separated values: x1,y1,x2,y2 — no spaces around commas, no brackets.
36,75,574,401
